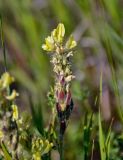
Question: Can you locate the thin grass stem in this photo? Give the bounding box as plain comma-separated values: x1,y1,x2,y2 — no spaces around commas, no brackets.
0,15,7,71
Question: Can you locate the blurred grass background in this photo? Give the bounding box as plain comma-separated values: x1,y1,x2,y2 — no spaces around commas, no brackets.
0,0,123,159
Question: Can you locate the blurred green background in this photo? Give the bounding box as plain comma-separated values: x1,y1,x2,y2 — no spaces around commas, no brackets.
0,0,123,159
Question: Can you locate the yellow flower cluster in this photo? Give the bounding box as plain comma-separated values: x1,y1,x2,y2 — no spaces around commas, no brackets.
42,23,76,52
42,23,77,113
32,137,53,160
0,72,19,122
0,72,19,100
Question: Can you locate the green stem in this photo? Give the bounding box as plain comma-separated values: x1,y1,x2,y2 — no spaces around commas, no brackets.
59,134,64,160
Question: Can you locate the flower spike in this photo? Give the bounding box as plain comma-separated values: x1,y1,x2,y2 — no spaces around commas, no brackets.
42,23,77,136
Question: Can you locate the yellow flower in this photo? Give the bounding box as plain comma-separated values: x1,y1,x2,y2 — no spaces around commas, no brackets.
12,104,18,121
52,23,65,43
0,72,14,89
42,140,53,155
42,23,66,52
6,89,19,100
42,36,54,51
32,137,53,158
66,35,77,49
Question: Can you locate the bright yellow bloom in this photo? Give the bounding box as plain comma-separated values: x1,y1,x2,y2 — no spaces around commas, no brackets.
0,72,14,89
66,35,77,49
42,36,54,51
32,137,53,158
41,140,53,155
12,104,18,121
52,23,65,43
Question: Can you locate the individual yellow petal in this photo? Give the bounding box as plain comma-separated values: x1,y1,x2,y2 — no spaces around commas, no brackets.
52,29,57,39
46,36,54,45
41,140,53,155
52,23,65,43
6,90,19,100
66,35,77,49
12,104,18,121
42,36,54,51
57,23,65,42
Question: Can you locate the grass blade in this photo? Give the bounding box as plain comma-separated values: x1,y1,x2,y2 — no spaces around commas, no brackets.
29,95,44,136
1,141,12,160
83,113,93,160
105,118,114,160
0,15,7,71
99,71,106,160
99,107,106,160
